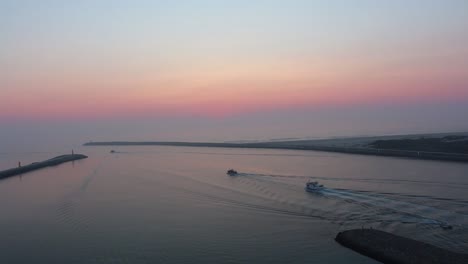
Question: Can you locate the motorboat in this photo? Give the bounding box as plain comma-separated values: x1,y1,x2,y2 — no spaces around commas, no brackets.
227,169,238,176
305,180,324,192
110,150,116,153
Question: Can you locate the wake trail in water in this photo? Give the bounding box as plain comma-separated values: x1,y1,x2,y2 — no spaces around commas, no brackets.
240,172,468,206
239,172,468,188
56,157,107,232
231,174,439,228
320,188,467,228
238,172,468,229
55,157,151,262
135,167,352,223
180,186,330,221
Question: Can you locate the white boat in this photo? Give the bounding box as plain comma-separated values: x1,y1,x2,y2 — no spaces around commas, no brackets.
305,180,324,192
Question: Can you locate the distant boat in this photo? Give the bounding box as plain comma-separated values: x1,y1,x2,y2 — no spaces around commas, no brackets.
305,180,324,192
227,169,238,176
110,150,116,153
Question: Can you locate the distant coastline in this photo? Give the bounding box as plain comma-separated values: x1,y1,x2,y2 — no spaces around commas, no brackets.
84,133,468,162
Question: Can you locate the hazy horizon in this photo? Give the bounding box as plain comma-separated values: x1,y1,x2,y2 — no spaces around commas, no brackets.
2,1,468,151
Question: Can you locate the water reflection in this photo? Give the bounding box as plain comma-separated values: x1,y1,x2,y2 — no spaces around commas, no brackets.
0,146,467,263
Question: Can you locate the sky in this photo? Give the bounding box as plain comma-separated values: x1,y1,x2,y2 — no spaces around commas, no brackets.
1,0,468,149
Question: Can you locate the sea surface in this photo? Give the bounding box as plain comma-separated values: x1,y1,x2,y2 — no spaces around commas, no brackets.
0,146,467,263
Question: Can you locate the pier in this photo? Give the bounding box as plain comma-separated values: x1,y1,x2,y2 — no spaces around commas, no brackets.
0,154,88,180
335,229,468,264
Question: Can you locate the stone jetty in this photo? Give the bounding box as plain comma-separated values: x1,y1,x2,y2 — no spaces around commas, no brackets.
0,154,88,180
335,229,468,264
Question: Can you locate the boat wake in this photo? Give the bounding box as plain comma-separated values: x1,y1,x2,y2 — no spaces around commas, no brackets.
320,188,465,229
238,172,468,189
234,171,468,230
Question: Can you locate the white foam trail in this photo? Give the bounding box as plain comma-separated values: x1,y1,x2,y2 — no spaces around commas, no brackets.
320,188,466,228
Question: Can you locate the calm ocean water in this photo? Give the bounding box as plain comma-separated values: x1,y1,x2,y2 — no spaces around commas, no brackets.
0,146,467,263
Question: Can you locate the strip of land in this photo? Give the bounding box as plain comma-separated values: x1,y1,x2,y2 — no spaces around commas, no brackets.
0,154,88,180
335,229,468,264
83,133,468,162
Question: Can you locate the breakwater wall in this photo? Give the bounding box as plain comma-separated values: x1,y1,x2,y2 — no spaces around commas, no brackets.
0,154,88,180
275,144,468,162
83,141,468,162
336,229,468,264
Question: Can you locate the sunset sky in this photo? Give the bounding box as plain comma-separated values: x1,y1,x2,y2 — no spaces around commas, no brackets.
1,1,468,147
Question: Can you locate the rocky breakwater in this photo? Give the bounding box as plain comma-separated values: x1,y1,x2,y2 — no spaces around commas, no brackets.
0,154,88,180
335,229,468,264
